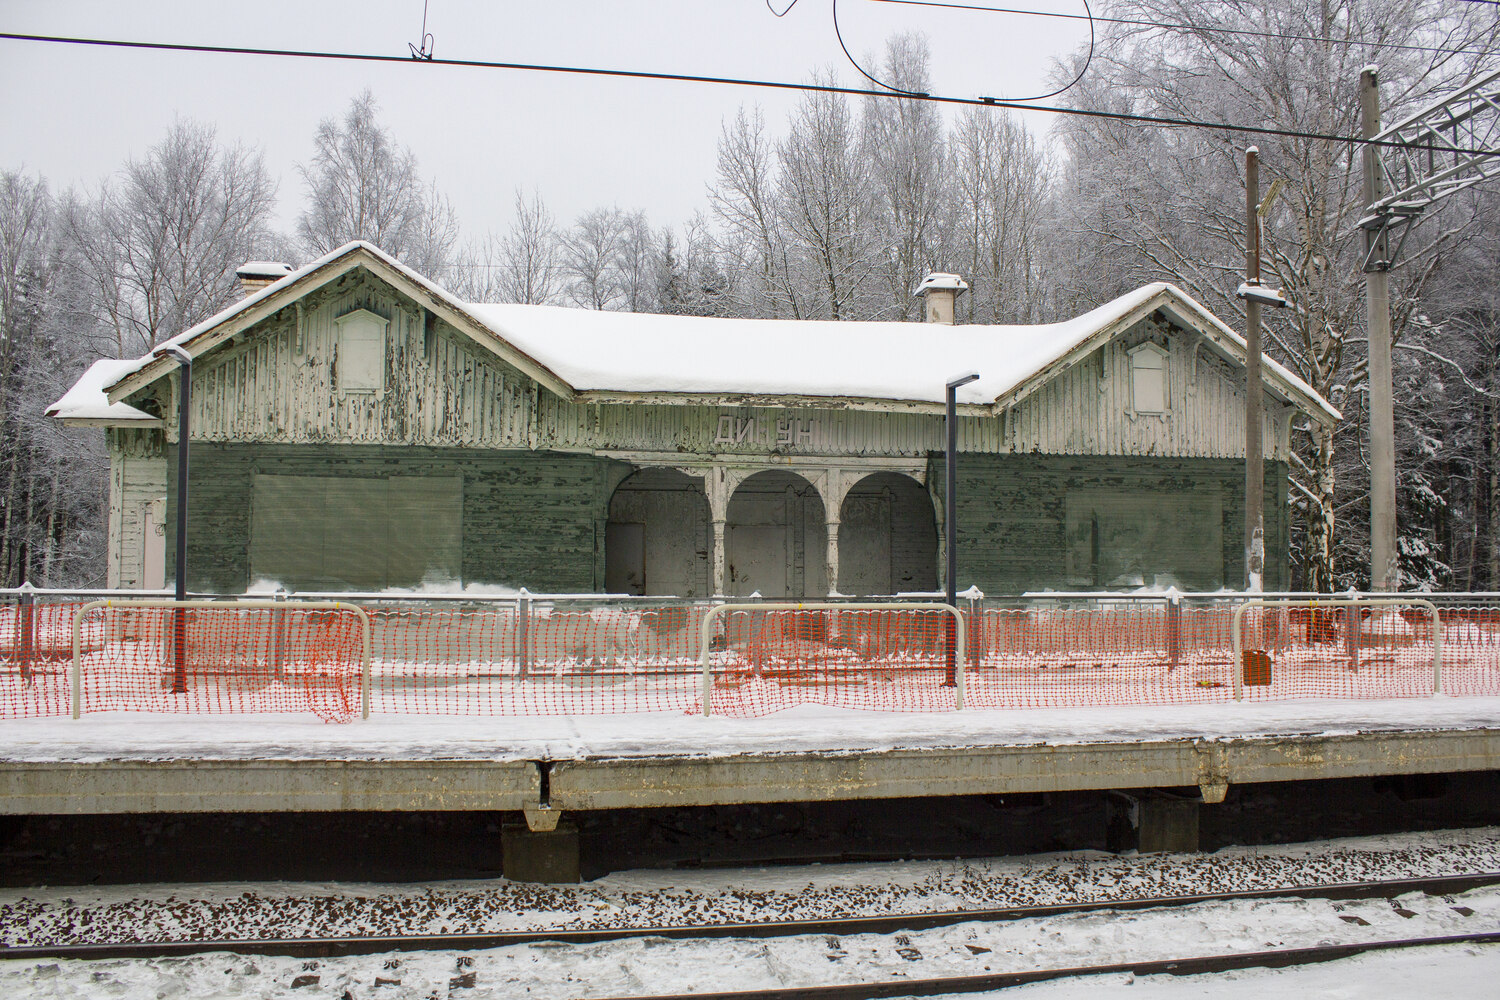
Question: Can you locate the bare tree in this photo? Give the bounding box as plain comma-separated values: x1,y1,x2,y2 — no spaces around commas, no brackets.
0,170,108,587
948,107,1052,324
498,189,561,305
777,70,879,321
615,211,660,313
561,207,629,310
1051,0,1500,588
709,106,804,318
63,120,278,358
450,189,562,305
297,90,459,275
864,34,948,320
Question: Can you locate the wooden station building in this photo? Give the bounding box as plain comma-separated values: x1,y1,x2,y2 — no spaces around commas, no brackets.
50,242,1338,598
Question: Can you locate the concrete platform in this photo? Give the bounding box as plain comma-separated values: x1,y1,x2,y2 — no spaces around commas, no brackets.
0,720,1496,817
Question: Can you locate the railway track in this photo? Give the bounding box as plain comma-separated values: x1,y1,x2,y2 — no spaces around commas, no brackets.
3,871,1497,964
611,931,1500,1000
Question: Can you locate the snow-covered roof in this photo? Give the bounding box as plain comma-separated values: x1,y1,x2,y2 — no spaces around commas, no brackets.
45,359,160,424
55,241,1340,426
467,291,1144,404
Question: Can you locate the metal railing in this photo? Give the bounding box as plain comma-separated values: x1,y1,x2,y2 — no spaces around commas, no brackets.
70,599,373,720
1231,597,1442,700
698,602,967,716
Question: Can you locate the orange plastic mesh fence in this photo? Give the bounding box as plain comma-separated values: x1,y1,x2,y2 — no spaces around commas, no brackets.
1232,603,1441,702
964,606,1237,708
4,599,1496,721
1427,606,1500,698
0,602,88,718
71,604,366,723
364,605,706,716
704,609,956,716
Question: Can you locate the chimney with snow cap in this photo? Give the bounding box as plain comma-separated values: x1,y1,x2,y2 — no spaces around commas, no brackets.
914,272,968,325
235,260,293,298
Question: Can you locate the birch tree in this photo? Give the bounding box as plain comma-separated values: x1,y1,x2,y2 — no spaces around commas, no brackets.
297,90,459,275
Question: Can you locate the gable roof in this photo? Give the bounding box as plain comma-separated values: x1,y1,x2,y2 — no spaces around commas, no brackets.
50,241,1340,427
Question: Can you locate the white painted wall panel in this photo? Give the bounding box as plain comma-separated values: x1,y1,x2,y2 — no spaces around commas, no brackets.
177,274,1288,463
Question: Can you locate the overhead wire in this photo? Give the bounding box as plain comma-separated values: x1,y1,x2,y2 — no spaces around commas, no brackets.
863,0,1500,60
832,0,1095,101
1,30,1495,159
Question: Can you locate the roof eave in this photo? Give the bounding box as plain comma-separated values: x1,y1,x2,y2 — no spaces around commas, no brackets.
54,417,165,429
572,389,986,415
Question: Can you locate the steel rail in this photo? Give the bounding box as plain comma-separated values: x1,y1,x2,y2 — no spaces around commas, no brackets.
3,872,1496,963
613,931,1500,1000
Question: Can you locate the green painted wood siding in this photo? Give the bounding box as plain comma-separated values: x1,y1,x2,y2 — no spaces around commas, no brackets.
933,454,1289,594
165,444,615,593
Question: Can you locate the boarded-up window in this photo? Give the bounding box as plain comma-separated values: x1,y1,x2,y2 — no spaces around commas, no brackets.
1128,342,1168,413
249,475,461,591
334,308,388,392
1064,491,1223,590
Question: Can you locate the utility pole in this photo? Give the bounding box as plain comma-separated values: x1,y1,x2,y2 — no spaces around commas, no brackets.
1361,66,1398,591
1353,64,1500,587
1244,148,1264,593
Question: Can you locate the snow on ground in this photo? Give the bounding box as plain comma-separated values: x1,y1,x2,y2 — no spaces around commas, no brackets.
4,828,1496,948
2,874,1496,998
963,943,1499,999
0,696,1497,763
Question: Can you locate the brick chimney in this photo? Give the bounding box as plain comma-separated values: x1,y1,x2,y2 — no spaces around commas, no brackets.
914,273,968,324
235,260,293,298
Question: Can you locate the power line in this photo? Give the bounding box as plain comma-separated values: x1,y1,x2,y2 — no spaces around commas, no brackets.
836,0,1097,102
863,0,1500,59
1,30,1495,158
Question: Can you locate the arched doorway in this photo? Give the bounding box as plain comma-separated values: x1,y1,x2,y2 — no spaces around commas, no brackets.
605,468,711,598
838,472,937,596
726,471,826,598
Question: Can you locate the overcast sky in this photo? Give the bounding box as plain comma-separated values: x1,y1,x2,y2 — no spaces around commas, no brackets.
0,0,1090,247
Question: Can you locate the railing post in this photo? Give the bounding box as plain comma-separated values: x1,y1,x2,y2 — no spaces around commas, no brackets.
271,586,288,682
966,595,982,671
953,604,967,711
18,582,35,685
1166,593,1182,672
517,588,531,680
1231,600,1251,702
1345,600,1361,671
1431,604,1444,695
699,602,722,717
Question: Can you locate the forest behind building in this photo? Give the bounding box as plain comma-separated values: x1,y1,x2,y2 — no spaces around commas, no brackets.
3,0,1498,592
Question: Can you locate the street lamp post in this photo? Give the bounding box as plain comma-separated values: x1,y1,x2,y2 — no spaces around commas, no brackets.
945,371,979,686
159,343,193,694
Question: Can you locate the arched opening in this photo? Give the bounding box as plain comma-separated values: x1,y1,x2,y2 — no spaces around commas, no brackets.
605,468,711,598
838,472,937,596
726,470,826,599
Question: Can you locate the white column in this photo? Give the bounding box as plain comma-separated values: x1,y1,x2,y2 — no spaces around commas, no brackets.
712,519,727,597
825,518,841,596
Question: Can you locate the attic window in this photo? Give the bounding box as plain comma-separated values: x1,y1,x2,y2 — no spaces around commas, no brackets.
334,308,388,392
1128,342,1168,414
